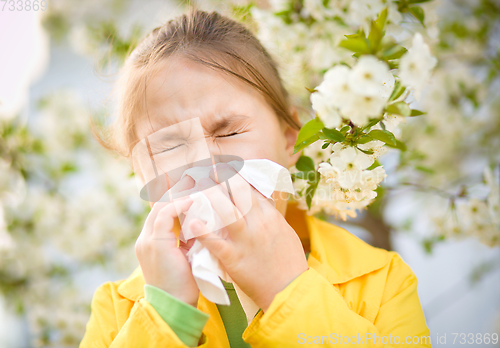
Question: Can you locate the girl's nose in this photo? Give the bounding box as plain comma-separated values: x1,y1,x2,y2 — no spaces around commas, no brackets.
185,137,223,165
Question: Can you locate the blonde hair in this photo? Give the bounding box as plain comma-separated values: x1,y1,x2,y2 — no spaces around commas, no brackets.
92,5,301,160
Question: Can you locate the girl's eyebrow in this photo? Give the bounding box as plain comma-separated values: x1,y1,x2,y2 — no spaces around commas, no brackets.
208,114,250,134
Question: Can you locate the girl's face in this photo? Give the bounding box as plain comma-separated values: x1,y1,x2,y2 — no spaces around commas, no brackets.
135,56,301,216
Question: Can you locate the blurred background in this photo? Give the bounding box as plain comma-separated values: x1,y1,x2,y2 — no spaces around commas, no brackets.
0,0,499,347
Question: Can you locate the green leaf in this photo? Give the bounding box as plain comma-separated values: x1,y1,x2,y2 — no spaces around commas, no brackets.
386,101,411,116
344,33,363,39
321,142,330,149
339,37,370,54
317,131,328,140
422,238,433,254
366,159,382,170
387,60,399,69
339,125,351,135
368,21,383,51
368,8,388,51
291,171,318,182
305,87,317,93
367,129,397,146
293,134,320,155
384,138,407,151
389,80,406,101
293,117,324,154
382,45,407,60
295,156,315,172
61,162,77,173
357,147,374,155
415,165,435,174
362,117,382,130
274,9,291,17
290,172,299,182
296,117,325,144
305,183,318,210
374,7,388,32
356,135,373,144
322,127,346,142
307,171,321,185
409,6,425,26
410,109,426,116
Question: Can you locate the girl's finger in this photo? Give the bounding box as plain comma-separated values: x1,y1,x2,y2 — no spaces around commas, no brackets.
144,175,197,231
199,180,246,235
240,186,271,233
141,199,169,237
225,179,263,241
209,164,259,221
151,198,194,241
254,189,275,210
190,219,231,262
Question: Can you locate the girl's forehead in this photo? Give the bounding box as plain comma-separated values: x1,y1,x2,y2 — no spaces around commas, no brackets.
136,111,252,140
136,57,269,139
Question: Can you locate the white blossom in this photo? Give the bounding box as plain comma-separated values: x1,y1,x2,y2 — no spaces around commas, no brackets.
342,93,387,126
312,57,395,127
349,55,394,97
346,0,386,34
310,91,342,129
268,0,289,13
399,32,438,100
359,165,387,190
317,64,353,109
323,146,374,189
484,166,500,225
309,37,341,70
356,140,387,160
302,0,337,21
303,140,332,164
0,207,15,252
432,213,466,240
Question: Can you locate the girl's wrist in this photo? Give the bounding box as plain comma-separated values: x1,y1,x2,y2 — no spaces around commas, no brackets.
163,291,198,308
146,283,198,307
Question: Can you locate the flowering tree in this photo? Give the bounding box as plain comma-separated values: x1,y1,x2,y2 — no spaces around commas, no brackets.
0,91,149,346
233,0,499,249
0,0,499,346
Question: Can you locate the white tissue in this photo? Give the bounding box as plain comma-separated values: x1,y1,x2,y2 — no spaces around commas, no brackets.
178,159,294,243
170,159,295,315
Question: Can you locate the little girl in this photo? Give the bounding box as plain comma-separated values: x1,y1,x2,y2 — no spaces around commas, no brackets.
80,6,432,348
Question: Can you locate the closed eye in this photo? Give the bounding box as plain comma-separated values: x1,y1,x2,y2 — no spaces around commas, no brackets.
155,144,184,155
216,132,239,138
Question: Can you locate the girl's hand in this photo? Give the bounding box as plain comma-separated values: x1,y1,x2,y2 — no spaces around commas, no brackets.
135,175,202,307
190,164,309,312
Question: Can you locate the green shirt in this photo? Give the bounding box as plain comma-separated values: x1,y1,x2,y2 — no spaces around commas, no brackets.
144,251,310,347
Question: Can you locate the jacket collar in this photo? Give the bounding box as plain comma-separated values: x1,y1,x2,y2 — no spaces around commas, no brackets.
117,202,389,302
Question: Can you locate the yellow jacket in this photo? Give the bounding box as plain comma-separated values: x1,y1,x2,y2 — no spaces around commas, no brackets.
80,203,432,347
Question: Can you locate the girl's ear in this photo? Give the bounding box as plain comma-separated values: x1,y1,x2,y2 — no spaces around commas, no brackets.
283,105,302,168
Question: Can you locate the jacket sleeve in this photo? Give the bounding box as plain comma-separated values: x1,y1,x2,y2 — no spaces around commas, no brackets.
242,252,432,348
79,281,210,348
